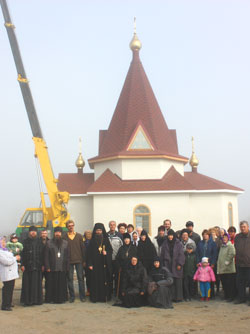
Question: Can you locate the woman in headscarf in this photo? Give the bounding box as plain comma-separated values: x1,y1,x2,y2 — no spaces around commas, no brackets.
137,230,157,273
217,233,237,301
148,256,173,309
87,223,113,302
120,256,148,308
0,236,19,311
116,233,137,299
161,229,185,302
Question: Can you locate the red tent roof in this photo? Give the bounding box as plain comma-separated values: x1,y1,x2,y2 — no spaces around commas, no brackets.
88,49,188,167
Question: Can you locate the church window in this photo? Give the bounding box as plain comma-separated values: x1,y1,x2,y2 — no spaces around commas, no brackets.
134,204,151,234
228,202,233,227
127,125,154,150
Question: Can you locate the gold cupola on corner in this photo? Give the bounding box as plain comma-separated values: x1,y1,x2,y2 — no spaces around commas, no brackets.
189,136,199,172
129,17,142,51
75,137,85,173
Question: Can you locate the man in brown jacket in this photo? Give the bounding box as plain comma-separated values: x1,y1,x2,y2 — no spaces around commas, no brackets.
63,220,86,302
234,221,250,305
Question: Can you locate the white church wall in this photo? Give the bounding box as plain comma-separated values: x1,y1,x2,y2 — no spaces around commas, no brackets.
93,193,190,237
189,193,239,233
93,158,184,181
94,160,122,180
67,196,93,233
92,192,241,237
221,194,239,229
121,159,184,179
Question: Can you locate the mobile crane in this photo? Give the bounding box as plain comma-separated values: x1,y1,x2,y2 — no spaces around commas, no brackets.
1,0,70,240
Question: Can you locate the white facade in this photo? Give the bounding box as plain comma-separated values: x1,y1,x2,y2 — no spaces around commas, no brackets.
94,158,184,180
67,190,240,235
67,195,93,232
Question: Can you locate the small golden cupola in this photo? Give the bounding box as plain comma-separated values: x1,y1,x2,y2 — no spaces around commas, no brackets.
129,17,142,52
189,136,199,172
75,137,85,173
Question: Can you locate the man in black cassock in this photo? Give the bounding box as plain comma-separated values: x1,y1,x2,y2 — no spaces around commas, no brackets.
44,226,69,303
20,226,44,306
87,223,112,302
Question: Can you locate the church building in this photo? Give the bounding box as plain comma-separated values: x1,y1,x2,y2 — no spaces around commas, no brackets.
58,29,243,235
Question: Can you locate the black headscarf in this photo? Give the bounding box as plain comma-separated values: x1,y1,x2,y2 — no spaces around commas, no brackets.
138,230,157,271
167,229,176,259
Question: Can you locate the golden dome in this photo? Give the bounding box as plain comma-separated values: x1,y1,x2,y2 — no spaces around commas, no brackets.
129,17,142,51
75,137,85,170
75,152,85,170
130,33,142,51
189,137,199,170
189,152,199,168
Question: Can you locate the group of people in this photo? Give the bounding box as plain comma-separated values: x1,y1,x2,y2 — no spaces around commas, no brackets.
0,218,250,311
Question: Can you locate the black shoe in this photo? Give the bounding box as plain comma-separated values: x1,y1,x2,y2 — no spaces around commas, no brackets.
226,298,234,303
1,307,12,311
69,298,75,303
248,301,250,306
234,300,245,304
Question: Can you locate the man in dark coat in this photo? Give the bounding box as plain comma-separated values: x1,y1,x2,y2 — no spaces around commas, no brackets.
20,226,44,306
185,221,201,246
44,227,70,303
234,221,250,305
87,223,113,302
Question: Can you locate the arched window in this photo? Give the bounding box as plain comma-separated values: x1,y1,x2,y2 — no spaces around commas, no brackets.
228,202,233,227
134,204,151,234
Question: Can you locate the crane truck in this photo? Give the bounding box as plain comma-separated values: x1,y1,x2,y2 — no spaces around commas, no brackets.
1,0,70,240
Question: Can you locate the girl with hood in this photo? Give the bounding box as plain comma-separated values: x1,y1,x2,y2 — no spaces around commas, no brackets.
137,230,157,273
148,256,173,309
160,229,185,302
194,257,216,301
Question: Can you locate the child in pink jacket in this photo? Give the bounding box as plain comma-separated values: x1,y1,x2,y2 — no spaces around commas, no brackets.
193,257,216,301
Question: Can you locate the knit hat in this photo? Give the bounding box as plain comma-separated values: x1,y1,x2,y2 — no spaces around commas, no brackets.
10,233,18,240
29,226,38,232
54,226,63,233
202,257,209,263
186,243,194,250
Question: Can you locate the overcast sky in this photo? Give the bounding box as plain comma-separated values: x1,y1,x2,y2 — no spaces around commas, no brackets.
0,0,249,236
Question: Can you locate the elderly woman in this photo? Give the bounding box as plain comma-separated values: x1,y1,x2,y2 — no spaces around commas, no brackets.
217,233,237,301
161,229,185,302
121,256,148,308
0,237,19,311
148,256,173,309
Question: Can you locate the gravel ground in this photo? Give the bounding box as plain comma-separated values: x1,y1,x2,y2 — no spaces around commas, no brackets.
0,277,250,334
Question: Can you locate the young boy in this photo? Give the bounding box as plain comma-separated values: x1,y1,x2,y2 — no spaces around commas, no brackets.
183,243,196,301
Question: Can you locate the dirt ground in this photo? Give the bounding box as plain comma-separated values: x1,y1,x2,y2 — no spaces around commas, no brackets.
0,277,250,334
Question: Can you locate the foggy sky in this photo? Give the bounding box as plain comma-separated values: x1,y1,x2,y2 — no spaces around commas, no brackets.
0,0,249,236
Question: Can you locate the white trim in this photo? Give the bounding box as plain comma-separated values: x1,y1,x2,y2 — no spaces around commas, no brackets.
87,189,243,195
70,194,88,197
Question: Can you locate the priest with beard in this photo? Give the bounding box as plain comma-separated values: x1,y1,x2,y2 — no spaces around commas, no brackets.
87,223,112,302
20,226,45,306
44,227,70,303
